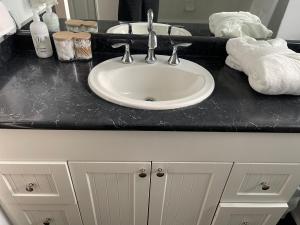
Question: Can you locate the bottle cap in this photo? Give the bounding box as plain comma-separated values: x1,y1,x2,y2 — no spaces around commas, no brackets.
32,10,40,22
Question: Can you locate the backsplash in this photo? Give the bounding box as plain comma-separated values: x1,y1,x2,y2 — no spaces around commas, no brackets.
0,35,15,68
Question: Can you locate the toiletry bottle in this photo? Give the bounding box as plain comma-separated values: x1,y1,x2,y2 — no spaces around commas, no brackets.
42,5,60,32
30,11,53,58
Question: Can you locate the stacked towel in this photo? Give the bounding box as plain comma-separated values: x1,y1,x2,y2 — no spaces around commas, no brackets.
226,37,300,95
0,2,16,37
209,12,273,39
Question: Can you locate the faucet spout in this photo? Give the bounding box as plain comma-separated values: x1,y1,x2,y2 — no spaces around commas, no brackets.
145,9,157,64
147,9,154,32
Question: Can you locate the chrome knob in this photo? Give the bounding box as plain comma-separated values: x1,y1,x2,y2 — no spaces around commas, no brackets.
25,183,35,192
260,182,270,191
43,218,52,225
139,169,147,178
156,168,165,177
242,221,249,225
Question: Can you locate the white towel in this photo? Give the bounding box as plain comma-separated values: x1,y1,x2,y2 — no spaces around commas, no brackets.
226,37,300,95
209,12,273,39
0,2,16,37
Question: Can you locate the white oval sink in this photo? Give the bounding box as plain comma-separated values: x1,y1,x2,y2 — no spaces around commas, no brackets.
107,22,192,36
88,55,214,110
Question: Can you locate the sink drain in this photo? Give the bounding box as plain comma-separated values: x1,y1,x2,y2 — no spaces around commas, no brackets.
145,97,156,102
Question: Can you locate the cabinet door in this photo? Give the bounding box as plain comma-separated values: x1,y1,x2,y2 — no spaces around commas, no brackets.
211,203,288,225
69,162,151,225
4,204,82,225
0,162,77,205
148,162,233,225
222,163,300,203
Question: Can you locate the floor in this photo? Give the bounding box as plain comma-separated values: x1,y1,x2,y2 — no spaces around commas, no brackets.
278,214,297,225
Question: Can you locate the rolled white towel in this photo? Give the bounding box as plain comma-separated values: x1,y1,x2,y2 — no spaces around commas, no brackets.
0,2,16,37
226,37,300,95
209,11,273,39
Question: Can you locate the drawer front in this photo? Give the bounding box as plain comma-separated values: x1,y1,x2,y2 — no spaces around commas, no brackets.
5,204,83,225
222,163,300,202
211,203,288,225
0,162,77,204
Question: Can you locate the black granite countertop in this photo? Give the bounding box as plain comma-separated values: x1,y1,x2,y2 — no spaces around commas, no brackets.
1,45,300,132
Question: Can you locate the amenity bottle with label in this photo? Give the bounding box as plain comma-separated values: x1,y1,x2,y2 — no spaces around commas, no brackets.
42,5,60,32
30,11,53,58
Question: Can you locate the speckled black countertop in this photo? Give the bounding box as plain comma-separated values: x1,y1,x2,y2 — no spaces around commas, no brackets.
1,34,300,132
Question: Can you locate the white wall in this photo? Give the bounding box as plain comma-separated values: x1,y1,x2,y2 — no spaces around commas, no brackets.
1,0,44,28
276,0,300,40
96,0,118,20
2,0,32,28
158,0,254,23
250,0,278,25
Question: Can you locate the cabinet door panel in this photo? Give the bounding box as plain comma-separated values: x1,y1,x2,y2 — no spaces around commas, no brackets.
69,162,151,225
222,163,300,202
0,162,76,204
148,162,233,225
211,203,288,225
5,204,82,225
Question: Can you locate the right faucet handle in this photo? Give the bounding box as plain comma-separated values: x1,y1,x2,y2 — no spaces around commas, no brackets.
168,42,192,66
112,42,134,64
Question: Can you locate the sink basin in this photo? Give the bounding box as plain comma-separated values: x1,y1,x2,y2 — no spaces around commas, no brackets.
88,55,214,110
107,22,192,36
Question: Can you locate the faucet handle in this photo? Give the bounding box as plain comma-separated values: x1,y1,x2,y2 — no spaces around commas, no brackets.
112,43,134,64
119,21,132,34
168,42,192,66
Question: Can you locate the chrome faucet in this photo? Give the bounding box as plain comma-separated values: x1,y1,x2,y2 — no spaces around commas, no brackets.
145,9,157,64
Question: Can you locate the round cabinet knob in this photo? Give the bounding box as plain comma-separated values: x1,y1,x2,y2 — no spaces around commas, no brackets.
242,222,249,225
43,218,52,225
139,169,147,178
260,182,270,191
156,168,165,177
25,183,35,192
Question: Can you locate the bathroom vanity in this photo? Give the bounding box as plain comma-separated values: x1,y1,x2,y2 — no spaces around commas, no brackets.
0,130,300,225
1,32,300,225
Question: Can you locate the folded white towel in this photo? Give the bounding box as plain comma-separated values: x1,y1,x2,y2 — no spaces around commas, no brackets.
209,11,273,39
0,2,16,37
226,37,300,95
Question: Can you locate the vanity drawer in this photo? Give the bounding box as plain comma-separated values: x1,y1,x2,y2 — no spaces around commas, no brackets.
5,204,82,225
0,162,77,204
222,163,300,202
211,202,288,225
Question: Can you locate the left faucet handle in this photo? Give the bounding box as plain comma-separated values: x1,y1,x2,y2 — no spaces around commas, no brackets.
112,43,134,64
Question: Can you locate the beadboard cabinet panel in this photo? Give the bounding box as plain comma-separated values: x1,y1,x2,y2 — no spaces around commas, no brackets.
69,162,151,225
148,162,233,225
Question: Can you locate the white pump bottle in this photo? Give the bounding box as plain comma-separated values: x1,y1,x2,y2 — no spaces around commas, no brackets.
30,11,53,58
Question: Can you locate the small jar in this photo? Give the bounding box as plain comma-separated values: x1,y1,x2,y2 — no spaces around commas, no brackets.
82,21,98,33
74,32,92,60
53,31,75,61
65,19,82,32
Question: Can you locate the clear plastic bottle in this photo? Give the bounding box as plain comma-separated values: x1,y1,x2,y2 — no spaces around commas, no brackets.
30,11,53,58
42,5,60,32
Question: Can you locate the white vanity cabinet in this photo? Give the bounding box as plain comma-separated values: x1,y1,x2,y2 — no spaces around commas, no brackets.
1,130,300,225
69,162,233,225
